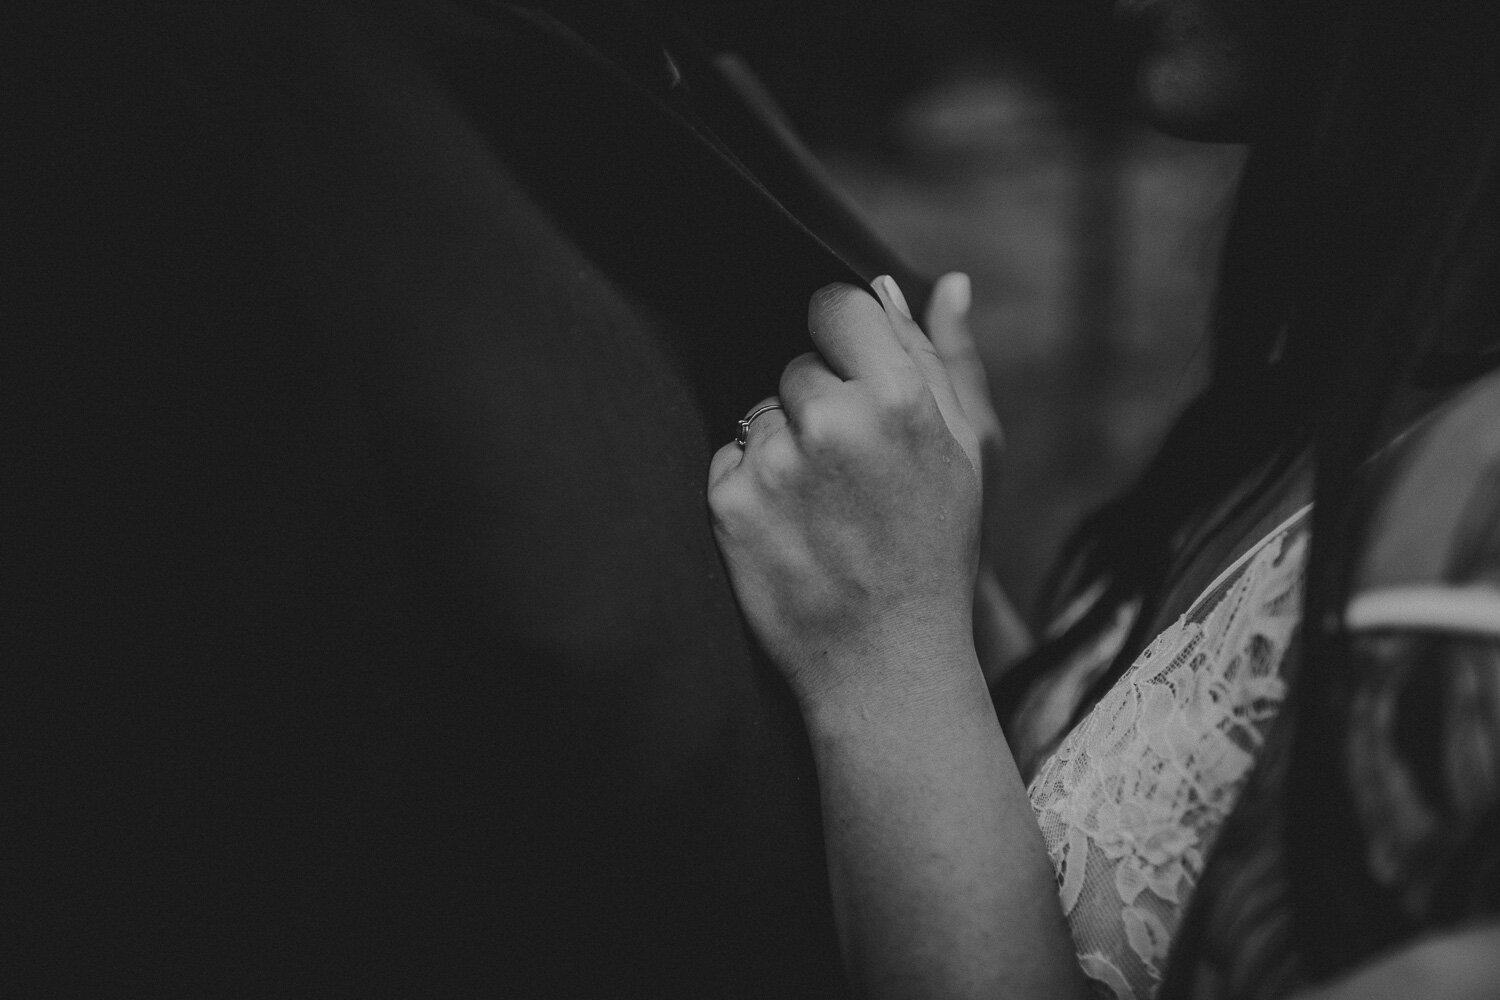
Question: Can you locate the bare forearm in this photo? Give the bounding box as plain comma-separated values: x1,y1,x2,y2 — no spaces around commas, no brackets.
706,277,1080,996
801,648,1087,1000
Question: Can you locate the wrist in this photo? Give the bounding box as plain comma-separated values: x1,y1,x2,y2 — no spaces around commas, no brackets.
795,639,989,740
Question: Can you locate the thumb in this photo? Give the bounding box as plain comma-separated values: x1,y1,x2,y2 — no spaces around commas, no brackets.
870,274,981,473
924,272,1001,449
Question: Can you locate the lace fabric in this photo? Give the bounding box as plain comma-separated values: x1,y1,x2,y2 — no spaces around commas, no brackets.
1028,507,1311,1000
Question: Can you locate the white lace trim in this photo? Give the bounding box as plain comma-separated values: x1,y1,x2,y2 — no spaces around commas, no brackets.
1028,506,1311,1000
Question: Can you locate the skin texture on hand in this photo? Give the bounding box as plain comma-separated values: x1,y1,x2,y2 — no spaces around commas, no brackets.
708,275,984,709
708,277,1089,999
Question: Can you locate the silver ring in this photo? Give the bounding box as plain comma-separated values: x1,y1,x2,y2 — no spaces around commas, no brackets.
736,402,784,447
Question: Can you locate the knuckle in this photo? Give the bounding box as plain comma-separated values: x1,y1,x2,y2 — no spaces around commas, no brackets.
779,351,818,394
708,502,749,545
795,397,842,446
872,373,926,414
755,437,803,485
799,394,879,454
706,473,743,518
707,478,765,543
787,349,822,375
706,446,739,488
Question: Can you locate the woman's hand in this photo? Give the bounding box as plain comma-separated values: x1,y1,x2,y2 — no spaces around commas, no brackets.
708,275,984,710
707,276,1088,1000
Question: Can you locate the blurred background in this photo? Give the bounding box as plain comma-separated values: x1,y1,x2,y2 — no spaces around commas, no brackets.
674,0,1247,622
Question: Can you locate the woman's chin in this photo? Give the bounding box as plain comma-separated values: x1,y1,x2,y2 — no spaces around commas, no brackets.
1132,48,1265,143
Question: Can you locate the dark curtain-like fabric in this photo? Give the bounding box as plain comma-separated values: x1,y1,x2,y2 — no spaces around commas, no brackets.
8,3,927,994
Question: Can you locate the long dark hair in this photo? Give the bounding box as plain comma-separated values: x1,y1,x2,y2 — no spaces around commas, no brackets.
1286,0,1500,975
998,0,1500,975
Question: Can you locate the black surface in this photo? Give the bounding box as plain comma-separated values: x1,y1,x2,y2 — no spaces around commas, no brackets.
9,2,928,994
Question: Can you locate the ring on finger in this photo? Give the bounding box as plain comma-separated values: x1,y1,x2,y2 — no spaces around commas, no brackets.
736,401,784,447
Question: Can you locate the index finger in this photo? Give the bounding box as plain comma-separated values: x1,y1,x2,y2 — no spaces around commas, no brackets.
806,283,914,383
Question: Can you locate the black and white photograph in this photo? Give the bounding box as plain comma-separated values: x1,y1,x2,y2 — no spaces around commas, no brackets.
11,0,1500,996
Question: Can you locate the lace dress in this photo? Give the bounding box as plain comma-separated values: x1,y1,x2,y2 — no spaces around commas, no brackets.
1027,505,1313,1000
1015,373,1500,998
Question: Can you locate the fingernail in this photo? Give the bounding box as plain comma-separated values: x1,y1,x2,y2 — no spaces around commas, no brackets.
939,272,971,316
877,275,913,320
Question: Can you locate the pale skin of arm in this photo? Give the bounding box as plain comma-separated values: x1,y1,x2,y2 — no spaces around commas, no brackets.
803,657,1081,999
709,275,1085,999
708,275,1495,998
